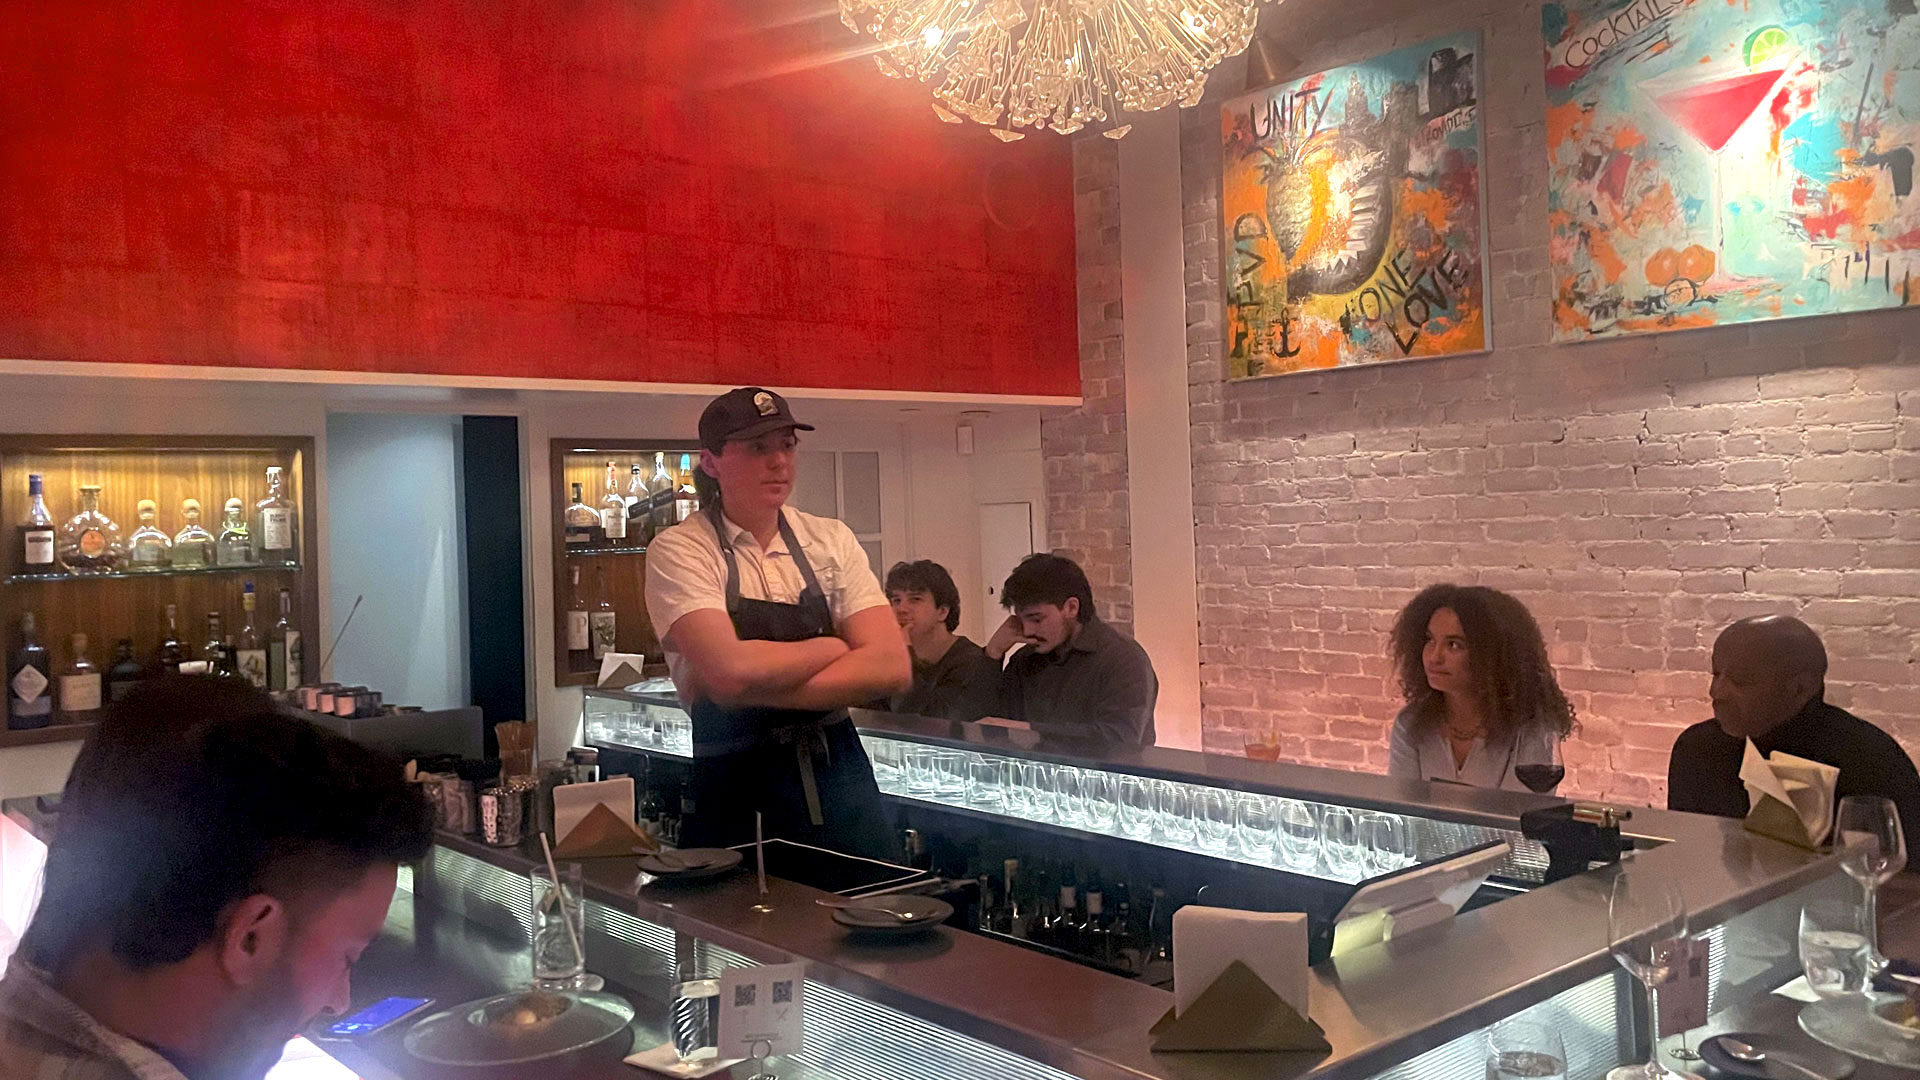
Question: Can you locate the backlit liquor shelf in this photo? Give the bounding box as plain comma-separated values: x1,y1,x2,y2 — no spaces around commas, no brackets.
579,684,1851,1080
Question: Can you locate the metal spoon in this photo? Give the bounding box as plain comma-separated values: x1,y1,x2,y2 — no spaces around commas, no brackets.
1720,1037,1831,1080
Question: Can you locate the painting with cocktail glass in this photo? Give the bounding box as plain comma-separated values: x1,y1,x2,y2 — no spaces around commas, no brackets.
1544,0,1919,340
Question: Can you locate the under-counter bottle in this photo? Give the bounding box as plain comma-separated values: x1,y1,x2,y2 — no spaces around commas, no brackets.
173,498,215,568
57,633,101,725
9,613,51,729
255,466,296,561
18,474,54,573
127,499,173,571
58,485,123,573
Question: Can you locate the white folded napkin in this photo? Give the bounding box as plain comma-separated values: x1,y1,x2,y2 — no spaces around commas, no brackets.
1739,742,1838,849
1171,906,1309,1018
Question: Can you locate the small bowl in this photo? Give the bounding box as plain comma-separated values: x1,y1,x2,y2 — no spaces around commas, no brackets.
1868,995,1920,1039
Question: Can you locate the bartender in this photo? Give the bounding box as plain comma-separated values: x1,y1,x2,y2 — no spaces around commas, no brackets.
644,387,910,859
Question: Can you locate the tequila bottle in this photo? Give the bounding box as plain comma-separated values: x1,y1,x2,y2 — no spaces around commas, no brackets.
57,485,123,573
599,461,628,544
127,499,173,571
675,454,700,523
217,498,256,566
255,466,296,562
8,613,50,730
563,483,600,546
18,473,54,573
590,562,616,660
268,586,301,690
236,582,267,688
57,633,101,725
172,498,216,568
106,638,142,703
156,604,186,674
647,452,676,536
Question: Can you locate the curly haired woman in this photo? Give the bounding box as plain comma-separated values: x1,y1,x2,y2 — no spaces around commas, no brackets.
1386,584,1576,792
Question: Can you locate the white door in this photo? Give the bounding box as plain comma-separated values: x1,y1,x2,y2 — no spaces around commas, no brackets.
978,502,1035,627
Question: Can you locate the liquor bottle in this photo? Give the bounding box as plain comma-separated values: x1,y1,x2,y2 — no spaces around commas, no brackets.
1109,881,1139,973
590,563,616,660
675,454,700,523
996,858,1024,937
18,473,55,573
216,498,255,566
156,604,185,674
57,485,123,573
268,587,301,690
566,565,590,663
624,464,647,536
172,498,216,568
127,499,173,571
255,466,297,562
1056,866,1084,953
200,612,228,676
8,613,51,730
648,452,676,535
563,482,600,546
106,638,142,702
57,633,102,725
1147,886,1174,965
1082,873,1110,965
235,582,267,688
1025,863,1054,945
599,461,628,545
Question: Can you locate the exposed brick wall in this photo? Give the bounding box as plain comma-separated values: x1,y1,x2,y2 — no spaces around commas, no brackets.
1175,0,1920,806
1044,136,1134,633
0,0,1079,396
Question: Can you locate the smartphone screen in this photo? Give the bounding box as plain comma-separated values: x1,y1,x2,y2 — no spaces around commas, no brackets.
323,996,433,1038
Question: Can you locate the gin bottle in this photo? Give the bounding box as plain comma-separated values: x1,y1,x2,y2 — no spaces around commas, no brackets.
8,613,51,730
599,461,628,544
18,473,54,573
236,582,267,688
217,498,255,566
127,499,173,571
648,452,676,536
255,466,296,562
172,498,216,568
57,633,101,726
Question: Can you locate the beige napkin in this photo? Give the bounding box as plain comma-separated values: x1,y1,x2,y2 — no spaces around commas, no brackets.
552,778,656,857
1740,742,1838,849
1171,906,1309,1018
1149,961,1330,1053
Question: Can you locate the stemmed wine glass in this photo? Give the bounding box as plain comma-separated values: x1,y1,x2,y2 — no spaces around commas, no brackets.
1514,738,1566,794
1836,795,1906,970
1606,876,1689,1080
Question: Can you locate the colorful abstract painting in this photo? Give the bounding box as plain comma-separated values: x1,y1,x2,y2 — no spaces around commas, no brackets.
1219,33,1489,379
1545,0,1920,340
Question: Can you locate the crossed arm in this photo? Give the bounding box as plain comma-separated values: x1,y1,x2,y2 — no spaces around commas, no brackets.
663,604,911,711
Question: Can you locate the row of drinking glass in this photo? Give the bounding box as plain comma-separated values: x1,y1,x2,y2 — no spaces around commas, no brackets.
866,740,1416,881
587,705,692,755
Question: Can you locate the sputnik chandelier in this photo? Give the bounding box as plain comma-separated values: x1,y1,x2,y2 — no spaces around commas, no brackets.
837,0,1274,140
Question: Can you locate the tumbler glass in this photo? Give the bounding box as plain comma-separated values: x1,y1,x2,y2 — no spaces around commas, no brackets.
1322,806,1362,879
1278,799,1321,871
1236,794,1279,862
1055,766,1089,826
1197,788,1235,853
1156,780,1196,843
932,750,968,797
1014,760,1053,819
1083,770,1119,830
903,747,939,795
967,754,1007,808
1359,812,1412,877
1117,776,1156,840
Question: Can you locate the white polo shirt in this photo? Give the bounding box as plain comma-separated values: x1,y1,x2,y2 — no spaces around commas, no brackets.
644,506,888,702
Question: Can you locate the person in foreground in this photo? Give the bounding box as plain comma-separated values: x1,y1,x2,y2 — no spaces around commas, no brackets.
986,553,1158,745
0,675,433,1080
883,560,1001,722
1386,583,1576,791
645,387,909,857
1668,614,1920,843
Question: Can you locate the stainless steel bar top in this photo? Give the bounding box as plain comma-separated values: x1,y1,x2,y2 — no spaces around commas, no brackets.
439,762,1840,1080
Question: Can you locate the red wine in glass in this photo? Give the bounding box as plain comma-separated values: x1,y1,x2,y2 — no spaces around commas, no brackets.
1514,764,1566,793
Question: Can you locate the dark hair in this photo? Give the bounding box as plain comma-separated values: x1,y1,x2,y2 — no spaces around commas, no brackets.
23,676,434,973
885,560,962,632
1001,553,1096,621
1388,584,1576,743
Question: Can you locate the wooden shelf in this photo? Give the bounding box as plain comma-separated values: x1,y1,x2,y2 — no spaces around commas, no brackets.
0,721,96,748
7,561,301,585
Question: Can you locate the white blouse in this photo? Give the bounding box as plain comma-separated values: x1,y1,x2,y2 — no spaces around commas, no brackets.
1386,707,1560,792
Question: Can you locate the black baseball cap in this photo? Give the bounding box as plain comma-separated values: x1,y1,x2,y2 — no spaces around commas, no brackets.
698,387,814,451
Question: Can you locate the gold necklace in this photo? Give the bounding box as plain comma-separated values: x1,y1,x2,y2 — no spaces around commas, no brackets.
1445,724,1483,741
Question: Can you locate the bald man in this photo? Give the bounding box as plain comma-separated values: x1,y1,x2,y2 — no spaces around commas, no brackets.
1668,615,1920,844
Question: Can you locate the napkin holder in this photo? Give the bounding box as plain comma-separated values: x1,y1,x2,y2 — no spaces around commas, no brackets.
597,652,648,689
1149,961,1330,1053
554,803,656,858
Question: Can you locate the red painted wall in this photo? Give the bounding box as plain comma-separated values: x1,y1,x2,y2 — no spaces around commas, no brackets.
0,0,1080,396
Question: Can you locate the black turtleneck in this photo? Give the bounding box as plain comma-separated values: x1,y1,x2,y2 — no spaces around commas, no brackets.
1668,697,1920,844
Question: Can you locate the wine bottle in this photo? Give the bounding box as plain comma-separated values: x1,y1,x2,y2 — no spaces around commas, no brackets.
566,565,591,661
268,587,301,690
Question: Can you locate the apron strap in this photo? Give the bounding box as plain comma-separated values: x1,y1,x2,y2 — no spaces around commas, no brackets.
706,504,829,614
